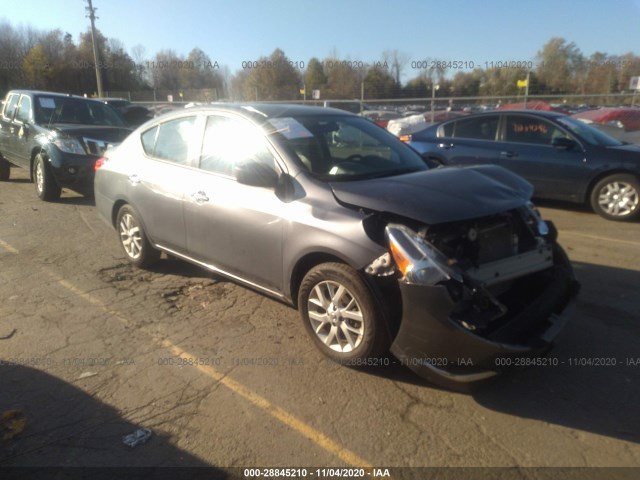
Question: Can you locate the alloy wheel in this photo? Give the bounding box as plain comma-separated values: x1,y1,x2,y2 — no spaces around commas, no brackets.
119,213,143,259
597,181,639,217
307,280,364,353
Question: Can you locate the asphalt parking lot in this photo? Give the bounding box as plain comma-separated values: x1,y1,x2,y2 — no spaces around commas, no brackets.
1,165,639,475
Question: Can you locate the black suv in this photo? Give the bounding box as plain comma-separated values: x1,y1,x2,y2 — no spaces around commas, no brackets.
0,90,131,200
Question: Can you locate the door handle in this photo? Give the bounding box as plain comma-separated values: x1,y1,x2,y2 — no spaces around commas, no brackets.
191,191,210,203
128,174,141,185
438,143,454,149
500,151,518,158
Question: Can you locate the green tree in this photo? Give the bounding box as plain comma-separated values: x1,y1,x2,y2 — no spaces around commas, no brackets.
363,65,397,98
244,48,301,100
324,57,363,99
304,57,327,92
535,37,585,94
22,44,52,89
582,52,618,94
150,49,182,92
179,47,224,97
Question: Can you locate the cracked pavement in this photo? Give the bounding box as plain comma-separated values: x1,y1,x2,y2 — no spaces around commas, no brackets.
1,166,639,471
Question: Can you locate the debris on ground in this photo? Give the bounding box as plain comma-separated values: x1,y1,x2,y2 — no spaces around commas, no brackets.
122,428,152,447
0,328,16,340
1,409,27,440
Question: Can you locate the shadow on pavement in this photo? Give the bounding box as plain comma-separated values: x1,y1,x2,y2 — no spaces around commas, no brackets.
0,364,232,479
358,261,640,444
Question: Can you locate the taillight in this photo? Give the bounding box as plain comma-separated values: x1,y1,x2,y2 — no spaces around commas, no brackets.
399,134,412,143
94,157,108,171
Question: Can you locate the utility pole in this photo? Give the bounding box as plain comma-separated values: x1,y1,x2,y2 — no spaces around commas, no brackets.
85,0,103,97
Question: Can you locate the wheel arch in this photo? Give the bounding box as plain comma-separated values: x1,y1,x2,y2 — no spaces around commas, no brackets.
30,147,46,181
288,252,351,309
111,199,129,228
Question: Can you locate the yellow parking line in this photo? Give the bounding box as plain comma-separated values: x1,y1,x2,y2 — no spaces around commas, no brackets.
46,270,372,467
0,239,19,254
561,231,640,247
162,339,372,467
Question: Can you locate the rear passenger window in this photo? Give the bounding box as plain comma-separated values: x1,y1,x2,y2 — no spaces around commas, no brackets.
144,116,197,165
440,122,454,137
141,126,159,155
453,116,498,140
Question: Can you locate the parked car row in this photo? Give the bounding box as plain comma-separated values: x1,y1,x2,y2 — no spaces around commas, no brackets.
1,90,580,390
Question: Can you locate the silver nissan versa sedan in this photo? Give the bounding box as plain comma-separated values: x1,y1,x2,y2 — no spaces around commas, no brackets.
94,104,579,390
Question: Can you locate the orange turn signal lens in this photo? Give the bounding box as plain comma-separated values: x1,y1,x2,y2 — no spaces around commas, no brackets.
389,240,413,276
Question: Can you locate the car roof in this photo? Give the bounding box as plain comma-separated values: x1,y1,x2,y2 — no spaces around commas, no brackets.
181,103,356,120
451,109,567,119
8,90,107,104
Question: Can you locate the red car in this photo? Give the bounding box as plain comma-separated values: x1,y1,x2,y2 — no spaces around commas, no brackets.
572,107,640,132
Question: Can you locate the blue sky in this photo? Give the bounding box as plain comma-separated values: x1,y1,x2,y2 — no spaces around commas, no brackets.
2,0,639,83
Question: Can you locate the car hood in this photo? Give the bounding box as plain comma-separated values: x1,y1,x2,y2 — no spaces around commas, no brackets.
330,165,534,225
606,143,640,155
51,125,132,143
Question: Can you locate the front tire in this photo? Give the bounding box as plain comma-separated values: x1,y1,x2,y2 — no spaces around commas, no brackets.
298,262,390,364
590,174,640,221
33,154,61,201
116,204,160,268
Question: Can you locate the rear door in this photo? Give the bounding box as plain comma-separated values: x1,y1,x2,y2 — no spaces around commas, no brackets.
0,93,20,162
435,114,501,166
128,114,201,253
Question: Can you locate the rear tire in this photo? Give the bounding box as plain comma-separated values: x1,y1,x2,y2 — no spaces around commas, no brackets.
0,155,10,181
33,154,61,201
116,204,160,268
298,262,390,365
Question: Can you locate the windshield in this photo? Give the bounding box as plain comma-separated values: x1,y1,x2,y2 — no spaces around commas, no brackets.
34,96,126,127
556,116,624,147
266,115,427,180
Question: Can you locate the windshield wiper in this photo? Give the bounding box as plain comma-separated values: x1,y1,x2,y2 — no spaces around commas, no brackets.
357,167,425,180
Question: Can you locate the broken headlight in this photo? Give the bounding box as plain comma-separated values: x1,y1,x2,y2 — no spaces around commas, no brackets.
385,224,463,285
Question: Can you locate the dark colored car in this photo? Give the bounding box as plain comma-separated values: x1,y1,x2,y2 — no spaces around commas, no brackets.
94,104,578,390
0,90,131,200
99,97,154,128
406,110,640,221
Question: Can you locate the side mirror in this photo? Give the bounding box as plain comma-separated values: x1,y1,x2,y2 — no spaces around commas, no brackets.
552,137,577,150
235,161,279,188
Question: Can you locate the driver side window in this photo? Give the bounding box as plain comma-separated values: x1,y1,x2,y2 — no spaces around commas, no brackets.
199,115,275,176
15,96,32,123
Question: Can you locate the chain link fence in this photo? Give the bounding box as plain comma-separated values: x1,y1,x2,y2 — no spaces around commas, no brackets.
105,89,639,109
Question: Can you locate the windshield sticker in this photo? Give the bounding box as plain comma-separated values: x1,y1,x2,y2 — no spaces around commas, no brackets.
39,97,56,109
268,118,314,139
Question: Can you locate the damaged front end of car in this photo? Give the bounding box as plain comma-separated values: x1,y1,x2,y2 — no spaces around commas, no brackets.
369,203,579,390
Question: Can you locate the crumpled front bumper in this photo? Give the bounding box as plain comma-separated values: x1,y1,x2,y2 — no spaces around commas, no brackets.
389,248,579,390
